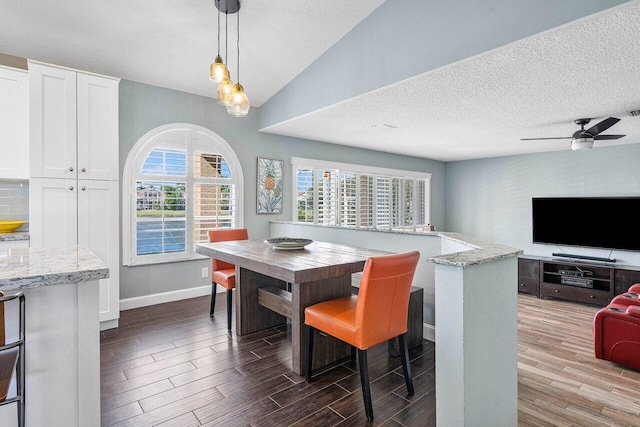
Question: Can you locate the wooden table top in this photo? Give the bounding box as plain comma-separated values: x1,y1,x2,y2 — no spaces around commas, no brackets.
195,239,392,283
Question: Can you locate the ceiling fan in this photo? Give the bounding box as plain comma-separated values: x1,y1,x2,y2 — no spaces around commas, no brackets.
521,117,625,151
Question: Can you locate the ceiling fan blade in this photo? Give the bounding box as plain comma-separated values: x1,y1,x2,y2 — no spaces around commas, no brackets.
586,117,619,136
520,137,572,141
594,134,625,140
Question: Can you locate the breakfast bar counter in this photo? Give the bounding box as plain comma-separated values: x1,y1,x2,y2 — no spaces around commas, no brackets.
0,245,108,427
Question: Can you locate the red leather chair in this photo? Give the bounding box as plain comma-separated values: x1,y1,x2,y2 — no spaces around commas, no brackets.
594,284,640,370
208,228,248,330
610,283,640,307
304,251,420,421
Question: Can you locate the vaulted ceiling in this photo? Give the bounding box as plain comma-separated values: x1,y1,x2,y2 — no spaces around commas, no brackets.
2,0,639,161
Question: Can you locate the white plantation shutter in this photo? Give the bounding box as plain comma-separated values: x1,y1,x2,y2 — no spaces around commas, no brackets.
296,168,314,223
339,171,357,227
359,174,374,228
292,158,430,231
375,176,391,229
124,124,243,266
318,169,338,225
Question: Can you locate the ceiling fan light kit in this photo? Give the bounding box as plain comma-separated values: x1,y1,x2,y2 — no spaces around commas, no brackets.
571,137,594,151
212,0,250,117
521,117,625,151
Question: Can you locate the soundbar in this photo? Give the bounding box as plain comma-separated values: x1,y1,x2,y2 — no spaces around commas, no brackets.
552,252,616,263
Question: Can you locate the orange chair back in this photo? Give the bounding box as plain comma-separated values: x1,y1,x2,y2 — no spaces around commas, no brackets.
208,228,249,271
355,251,420,349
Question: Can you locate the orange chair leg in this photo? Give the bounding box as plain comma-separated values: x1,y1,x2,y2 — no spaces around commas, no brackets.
210,282,217,316
399,333,414,395
357,349,374,421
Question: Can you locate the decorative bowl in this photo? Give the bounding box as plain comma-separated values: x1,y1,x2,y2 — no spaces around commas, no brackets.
264,237,313,250
0,220,28,233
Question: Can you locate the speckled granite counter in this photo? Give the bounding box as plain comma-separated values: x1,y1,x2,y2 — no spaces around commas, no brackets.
0,245,108,291
0,244,106,427
269,221,522,267
0,231,29,242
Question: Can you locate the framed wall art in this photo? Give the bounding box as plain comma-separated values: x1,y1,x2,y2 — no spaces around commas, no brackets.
257,157,283,214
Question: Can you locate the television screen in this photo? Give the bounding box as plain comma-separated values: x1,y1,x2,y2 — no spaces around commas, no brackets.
532,197,640,251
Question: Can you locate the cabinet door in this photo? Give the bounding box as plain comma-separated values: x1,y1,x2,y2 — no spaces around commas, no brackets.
77,73,119,181
77,180,119,324
614,269,640,296
29,62,77,179
29,178,78,248
0,66,29,179
518,258,540,295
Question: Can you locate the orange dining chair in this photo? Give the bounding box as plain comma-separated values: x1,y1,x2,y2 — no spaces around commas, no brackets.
208,228,249,331
304,251,420,421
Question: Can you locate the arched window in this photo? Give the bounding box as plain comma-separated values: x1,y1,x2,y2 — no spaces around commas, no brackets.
123,124,243,265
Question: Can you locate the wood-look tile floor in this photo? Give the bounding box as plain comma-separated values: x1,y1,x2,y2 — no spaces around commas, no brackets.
100,293,640,426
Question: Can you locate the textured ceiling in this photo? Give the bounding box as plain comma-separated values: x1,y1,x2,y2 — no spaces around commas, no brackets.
263,1,640,161
2,0,639,161
0,0,384,107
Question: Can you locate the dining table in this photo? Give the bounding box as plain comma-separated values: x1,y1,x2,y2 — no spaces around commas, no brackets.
195,238,392,375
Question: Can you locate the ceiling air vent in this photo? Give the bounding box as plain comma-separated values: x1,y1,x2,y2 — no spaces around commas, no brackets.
628,109,640,117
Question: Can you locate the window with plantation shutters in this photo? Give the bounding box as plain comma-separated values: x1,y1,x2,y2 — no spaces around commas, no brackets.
123,124,243,266
292,157,430,231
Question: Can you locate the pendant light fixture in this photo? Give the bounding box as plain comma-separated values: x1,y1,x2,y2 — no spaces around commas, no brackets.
217,11,234,105
226,3,250,117
211,0,249,117
209,4,229,83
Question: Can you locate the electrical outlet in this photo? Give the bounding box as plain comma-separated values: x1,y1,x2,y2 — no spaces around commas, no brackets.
201,267,208,278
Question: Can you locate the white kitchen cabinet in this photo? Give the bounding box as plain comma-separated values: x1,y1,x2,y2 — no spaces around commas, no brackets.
30,178,120,328
28,60,121,329
28,61,119,181
0,65,29,179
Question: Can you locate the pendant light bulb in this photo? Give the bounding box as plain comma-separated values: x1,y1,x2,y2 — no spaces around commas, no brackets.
227,83,250,117
217,76,234,106
210,56,228,83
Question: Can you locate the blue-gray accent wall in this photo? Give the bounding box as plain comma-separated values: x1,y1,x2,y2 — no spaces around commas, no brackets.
446,144,640,265
119,80,446,299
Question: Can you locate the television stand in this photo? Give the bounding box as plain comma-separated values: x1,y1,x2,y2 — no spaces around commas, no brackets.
518,256,640,307
551,252,616,263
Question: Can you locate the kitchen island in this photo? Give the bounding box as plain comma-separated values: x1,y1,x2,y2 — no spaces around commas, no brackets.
0,245,108,427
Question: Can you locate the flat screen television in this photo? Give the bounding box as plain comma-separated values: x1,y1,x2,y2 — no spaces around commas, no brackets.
532,197,640,252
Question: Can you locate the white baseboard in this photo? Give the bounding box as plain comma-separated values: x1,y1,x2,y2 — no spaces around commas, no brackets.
120,285,212,311
423,322,435,343
100,319,119,331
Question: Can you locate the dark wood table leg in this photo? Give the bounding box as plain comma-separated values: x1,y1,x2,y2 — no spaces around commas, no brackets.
292,275,352,375
235,267,288,336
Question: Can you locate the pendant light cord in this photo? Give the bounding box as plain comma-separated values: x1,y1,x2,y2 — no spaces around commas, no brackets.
236,7,240,82
225,10,228,65
216,4,220,55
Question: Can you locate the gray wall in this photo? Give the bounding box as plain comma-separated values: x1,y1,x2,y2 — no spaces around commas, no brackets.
446,143,640,265
119,80,446,299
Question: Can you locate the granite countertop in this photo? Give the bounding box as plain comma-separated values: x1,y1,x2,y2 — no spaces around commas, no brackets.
0,245,109,291
270,221,523,268
0,231,30,242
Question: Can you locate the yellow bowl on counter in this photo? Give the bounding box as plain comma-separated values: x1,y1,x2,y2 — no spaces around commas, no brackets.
0,220,28,233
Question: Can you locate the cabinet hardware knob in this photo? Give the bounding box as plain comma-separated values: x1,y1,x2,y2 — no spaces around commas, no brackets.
69,186,74,191
81,186,86,191
590,295,595,298
520,284,525,287
69,167,74,172
554,289,559,293
81,168,86,172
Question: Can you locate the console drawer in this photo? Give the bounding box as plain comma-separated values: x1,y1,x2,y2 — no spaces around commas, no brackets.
518,280,539,295
541,283,610,306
